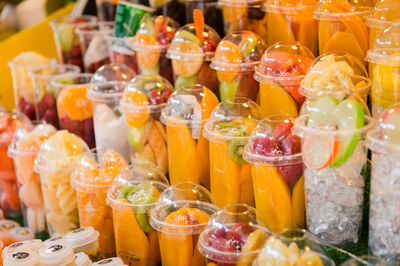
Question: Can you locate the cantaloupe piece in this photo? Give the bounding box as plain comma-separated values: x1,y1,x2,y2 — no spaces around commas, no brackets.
147,121,168,174
291,176,305,229
259,82,299,117
322,31,365,64
239,163,254,207
196,133,210,189
296,16,318,55
267,9,295,45
318,20,346,53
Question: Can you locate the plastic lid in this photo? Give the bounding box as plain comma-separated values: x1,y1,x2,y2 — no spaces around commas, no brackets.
243,115,302,166
264,0,318,13
203,97,264,144
366,0,400,30
75,252,92,266
366,22,400,65
39,243,75,265
3,250,40,265
51,73,93,90
91,64,136,83
2,239,44,258
93,257,127,265
7,52,54,70
0,220,20,230
43,236,66,247
29,63,81,80
211,31,266,72
75,21,115,36
198,204,270,264
8,228,35,241
219,0,262,8
314,0,373,21
87,81,128,103
150,182,218,234
0,111,31,147
49,15,97,28
133,15,179,52
65,227,99,249
254,41,314,86
300,52,369,96
167,24,221,61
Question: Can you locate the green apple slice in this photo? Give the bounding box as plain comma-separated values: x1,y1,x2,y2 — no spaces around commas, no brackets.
220,80,239,101
307,97,339,128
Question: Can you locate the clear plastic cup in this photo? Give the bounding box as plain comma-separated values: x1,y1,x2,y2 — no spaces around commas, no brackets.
91,63,136,83
34,130,91,236
150,182,218,266
265,0,318,54
0,111,30,218
3,250,40,265
75,252,92,266
198,204,270,265
28,64,81,128
301,51,371,103
132,15,179,84
93,257,127,266
2,239,44,258
8,227,35,243
39,243,76,266
293,90,373,246
211,31,266,101
219,0,267,39
120,74,174,174
160,84,219,188
0,220,21,246
315,0,373,64
243,115,304,233
71,148,129,258
341,255,387,266
75,22,115,73
65,227,103,262
167,23,221,92
254,41,314,118
7,52,55,121
8,122,57,233
105,34,138,73
185,0,224,37
50,16,98,69
107,163,169,266
366,22,400,118
96,0,118,21
52,73,96,148
203,97,264,207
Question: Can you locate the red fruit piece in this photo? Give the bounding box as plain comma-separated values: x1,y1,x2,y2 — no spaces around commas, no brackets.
226,222,255,249
210,227,227,240
252,136,282,156
274,121,293,144
277,163,303,187
210,237,236,252
41,93,56,109
161,89,173,102
281,134,301,155
23,102,36,120
202,39,217,53
149,90,162,105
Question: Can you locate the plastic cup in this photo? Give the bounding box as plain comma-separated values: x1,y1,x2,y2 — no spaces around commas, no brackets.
341,255,387,266
0,111,30,218
243,115,304,233
39,243,76,266
254,41,314,118
3,250,40,265
8,122,57,233
211,31,266,101
93,257,127,266
107,163,169,266
50,16,98,69
160,84,219,188
151,0,186,27
34,130,91,236
105,34,138,73
198,204,270,265
52,73,96,148
150,182,218,266
120,74,174,174
185,0,224,37
264,0,318,54
132,15,179,84
0,220,21,246
293,91,373,246
366,22,400,118
167,23,221,92
75,22,114,73
315,0,373,65
96,0,118,21
203,97,264,207
65,227,103,262
219,0,267,39
75,252,92,266
2,239,44,258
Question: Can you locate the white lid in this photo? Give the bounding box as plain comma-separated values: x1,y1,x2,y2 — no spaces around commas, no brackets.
3,250,40,265
43,236,66,247
2,239,43,258
0,220,20,231
8,227,35,241
75,252,92,266
64,227,99,249
39,243,75,265
93,257,127,265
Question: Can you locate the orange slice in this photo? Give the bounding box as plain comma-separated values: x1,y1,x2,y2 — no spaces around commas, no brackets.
136,32,160,69
215,40,242,82
101,149,128,170
57,87,92,121
123,89,149,127
164,207,210,225
171,41,203,78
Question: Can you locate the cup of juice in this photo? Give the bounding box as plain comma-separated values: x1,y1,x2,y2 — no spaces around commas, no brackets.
39,243,76,266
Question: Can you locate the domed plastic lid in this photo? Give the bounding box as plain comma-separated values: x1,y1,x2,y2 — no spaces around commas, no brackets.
244,115,302,166
133,15,179,52
93,257,127,266
51,73,93,90
65,227,99,249
75,252,91,266
3,250,40,265
203,97,264,144
0,111,31,147
314,0,373,20
301,52,370,96
91,64,136,83
29,63,81,80
198,204,270,264
167,24,220,61
75,21,115,36
38,243,75,265
219,0,262,7
8,227,35,241
255,41,314,85
264,0,318,14
34,130,90,174
211,31,266,72
2,239,44,257
366,0,400,30
150,182,218,234
366,22,400,65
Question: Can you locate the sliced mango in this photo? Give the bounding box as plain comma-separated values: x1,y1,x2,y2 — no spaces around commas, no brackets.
239,163,255,207
259,82,299,117
318,20,345,54
147,121,168,173
291,176,305,229
322,31,365,64
267,10,295,45
296,16,318,55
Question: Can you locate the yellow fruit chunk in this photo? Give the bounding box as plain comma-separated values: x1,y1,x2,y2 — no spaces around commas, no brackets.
237,229,266,266
322,31,365,65
148,121,168,173
171,41,203,78
57,87,92,121
222,5,247,23
291,176,305,228
297,16,318,55
297,250,324,266
136,32,160,69
288,242,300,265
267,9,295,45
123,89,149,127
318,20,345,53
259,82,299,118
215,40,242,82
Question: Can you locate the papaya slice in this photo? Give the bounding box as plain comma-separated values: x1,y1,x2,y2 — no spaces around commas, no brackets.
147,121,168,173
318,20,345,54
196,134,210,189
259,82,299,117
291,176,305,229
148,231,161,266
159,232,193,266
343,17,368,55
239,163,254,207
322,31,365,64
296,16,317,55
267,9,295,45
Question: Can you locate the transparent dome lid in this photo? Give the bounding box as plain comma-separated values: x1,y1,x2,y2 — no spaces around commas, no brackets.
211,31,267,72
91,63,136,83
366,22,400,65
314,0,373,20
29,63,81,80
198,204,270,264
203,97,264,144
301,52,370,96
366,0,400,30
264,0,318,13
0,111,31,147
255,41,314,85
150,182,218,234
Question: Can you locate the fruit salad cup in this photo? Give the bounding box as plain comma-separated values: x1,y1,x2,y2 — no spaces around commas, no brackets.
219,0,267,39
52,73,96,148
133,15,179,84
34,130,90,236
315,0,372,65
211,31,266,101
8,122,57,233
203,97,264,207
185,0,224,37
8,52,54,121
0,111,30,218
293,91,373,246
75,22,114,73
71,149,129,258
243,115,305,233
264,0,318,55
160,84,219,188
105,33,138,73
96,0,118,21
107,163,169,266
254,41,314,118
198,204,270,265
120,74,174,174
65,227,103,261
50,16,97,69
150,182,218,266
167,23,221,92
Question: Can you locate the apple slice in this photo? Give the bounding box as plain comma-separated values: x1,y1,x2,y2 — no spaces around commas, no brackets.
380,106,400,145
307,97,339,128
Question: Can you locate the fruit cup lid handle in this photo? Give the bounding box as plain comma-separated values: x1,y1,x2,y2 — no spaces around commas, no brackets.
194,9,205,43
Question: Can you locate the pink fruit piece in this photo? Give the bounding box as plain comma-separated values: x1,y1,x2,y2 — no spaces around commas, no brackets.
274,121,293,144
277,163,303,187
210,227,227,240
281,134,301,155
252,136,282,156
226,222,255,250
210,237,236,252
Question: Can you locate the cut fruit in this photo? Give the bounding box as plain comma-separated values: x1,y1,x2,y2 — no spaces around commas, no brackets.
175,30,202,46
57,87,92,121
322,31,365,65
380,106,400,145
219,80,239,101
267,9,295,45
136,32,160,69
214,40,242,82
171,41,203,78
174,74,198,90
123,89,149,127
259,82,298,117
307,97,339,128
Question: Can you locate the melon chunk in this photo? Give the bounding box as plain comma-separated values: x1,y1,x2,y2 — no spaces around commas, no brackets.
267,10,295,45
322,31,365,64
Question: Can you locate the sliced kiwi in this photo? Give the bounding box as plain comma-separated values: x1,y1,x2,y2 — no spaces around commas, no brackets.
135,209,154,233
137,75,164,95
175,30,202,47
214,122,248,137
238,35,258,58
227,142,246,165
174,74,198,90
